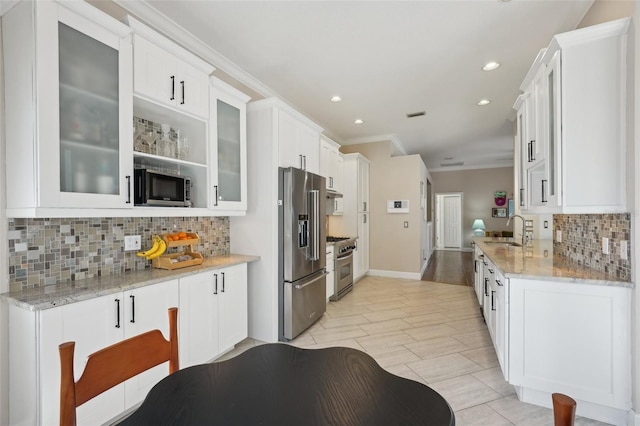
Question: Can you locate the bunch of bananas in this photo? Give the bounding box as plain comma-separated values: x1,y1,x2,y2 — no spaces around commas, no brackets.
136,235,167,260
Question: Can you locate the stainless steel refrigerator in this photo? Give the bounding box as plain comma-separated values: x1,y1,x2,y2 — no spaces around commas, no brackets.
278,167,327,341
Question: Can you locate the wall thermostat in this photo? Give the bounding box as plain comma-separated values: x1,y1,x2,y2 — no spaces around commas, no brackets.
387,200,409,213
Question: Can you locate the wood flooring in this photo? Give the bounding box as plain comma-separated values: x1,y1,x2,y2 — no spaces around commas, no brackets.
422,250,474,286
219,276,608,425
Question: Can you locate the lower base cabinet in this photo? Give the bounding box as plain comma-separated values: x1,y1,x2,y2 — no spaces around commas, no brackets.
10,279,179,426
179,263,248,367
326,246,335,299
509,278,631,424
8,263,249,426
474,246,631,424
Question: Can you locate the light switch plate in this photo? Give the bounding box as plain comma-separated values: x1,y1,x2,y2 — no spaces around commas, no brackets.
125,235,141,251
602,237,609,255
556,230,562,243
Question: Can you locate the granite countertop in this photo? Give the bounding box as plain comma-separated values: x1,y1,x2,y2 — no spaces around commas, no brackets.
473,237,632,288
1,254,260,311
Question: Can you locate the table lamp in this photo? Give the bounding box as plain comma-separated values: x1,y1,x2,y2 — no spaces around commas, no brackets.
472,219,486,236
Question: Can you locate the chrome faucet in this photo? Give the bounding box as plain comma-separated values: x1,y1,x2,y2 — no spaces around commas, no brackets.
506,214,526,246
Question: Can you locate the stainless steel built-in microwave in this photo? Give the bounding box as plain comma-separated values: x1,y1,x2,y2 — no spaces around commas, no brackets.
134,169,192,207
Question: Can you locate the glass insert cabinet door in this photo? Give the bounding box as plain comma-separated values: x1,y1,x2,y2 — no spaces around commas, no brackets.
59,22,120,196
216,99,242,202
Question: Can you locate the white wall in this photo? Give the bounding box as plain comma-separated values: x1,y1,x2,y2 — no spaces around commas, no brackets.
0,17,9,426
338,141,426,276
430,167,515,249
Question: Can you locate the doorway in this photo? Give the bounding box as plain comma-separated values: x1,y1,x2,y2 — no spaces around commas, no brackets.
435,193,462,250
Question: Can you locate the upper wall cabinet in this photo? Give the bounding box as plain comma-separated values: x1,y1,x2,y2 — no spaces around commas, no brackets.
514,18,630,214
319,135,344,195
3,0,134,217
127,17,212,120
278,108,322,175
210,77,251,211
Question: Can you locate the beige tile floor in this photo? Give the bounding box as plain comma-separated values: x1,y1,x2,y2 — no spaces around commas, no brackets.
218,275,611,426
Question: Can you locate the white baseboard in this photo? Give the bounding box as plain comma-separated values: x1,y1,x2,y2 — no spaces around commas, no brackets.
367,269,422,280
628,409,639,425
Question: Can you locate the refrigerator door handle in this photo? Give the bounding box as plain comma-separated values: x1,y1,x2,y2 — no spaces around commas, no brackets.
294,270,328,289
309,189,320,260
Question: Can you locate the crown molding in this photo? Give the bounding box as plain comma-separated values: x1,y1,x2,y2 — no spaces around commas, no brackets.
113,0,278,99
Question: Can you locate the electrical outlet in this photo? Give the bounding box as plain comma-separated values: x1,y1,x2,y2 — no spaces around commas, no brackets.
602,237,609,255
125,235,141,251
556,230,562,243
544,220,548,229
620,240,628,260
404,221,409,228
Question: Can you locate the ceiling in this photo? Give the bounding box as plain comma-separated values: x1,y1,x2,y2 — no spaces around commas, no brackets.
123,0,594,171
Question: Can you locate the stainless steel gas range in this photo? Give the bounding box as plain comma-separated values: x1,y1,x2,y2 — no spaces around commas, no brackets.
327,236,357,301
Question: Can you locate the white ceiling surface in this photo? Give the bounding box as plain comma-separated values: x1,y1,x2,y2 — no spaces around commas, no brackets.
142,0,594,172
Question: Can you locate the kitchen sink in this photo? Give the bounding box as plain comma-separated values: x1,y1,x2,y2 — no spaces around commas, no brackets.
484,241,522,247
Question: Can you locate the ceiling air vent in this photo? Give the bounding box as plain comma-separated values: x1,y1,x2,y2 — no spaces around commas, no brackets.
406,111,426,118
440,162,464,167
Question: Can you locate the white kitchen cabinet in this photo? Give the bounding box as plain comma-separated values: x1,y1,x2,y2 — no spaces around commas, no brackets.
10,280,179,426
217,264,249,352
482,258,495,340
509,278,630,424
179,264,248,368
516,18,630,214
121,281,180,408
3,0,134,216
209,78,250,212
278,108,321,174
320,135,344,194
326,245,335,300
334,155,345,215
493,269,508,379
473,246,485,307
341,154,370,281
178,271,219,368
354,212,370,280
513,94,528,211
358,157,370,213
128,17,212,120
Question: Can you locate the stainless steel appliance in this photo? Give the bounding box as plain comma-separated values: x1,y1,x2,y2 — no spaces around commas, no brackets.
134,168,192,207
327,236,357,301
278,167,327,341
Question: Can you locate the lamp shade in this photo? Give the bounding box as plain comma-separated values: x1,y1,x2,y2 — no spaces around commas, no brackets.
472,219,486,236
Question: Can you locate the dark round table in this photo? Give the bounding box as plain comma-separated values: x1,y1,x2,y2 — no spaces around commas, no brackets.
119,343,455,425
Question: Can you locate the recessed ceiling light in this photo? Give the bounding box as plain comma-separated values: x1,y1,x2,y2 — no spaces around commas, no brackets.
477,99,491,106
482,61,500,71
354,119,364,125
330,95,342,103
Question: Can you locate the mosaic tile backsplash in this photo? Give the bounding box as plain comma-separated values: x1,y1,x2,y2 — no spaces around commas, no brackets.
553,214,631,280
8,217,230,292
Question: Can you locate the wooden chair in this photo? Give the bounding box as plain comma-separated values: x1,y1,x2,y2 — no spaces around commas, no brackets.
59,307,179,426
552,393,576,426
